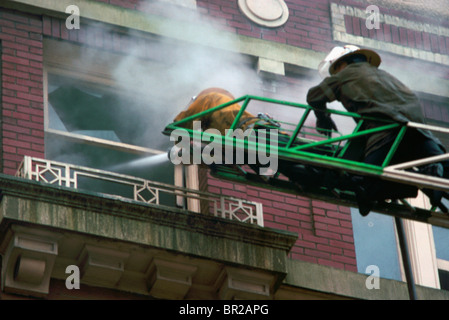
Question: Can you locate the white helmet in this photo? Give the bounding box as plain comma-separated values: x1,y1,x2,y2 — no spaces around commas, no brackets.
318,44,381,78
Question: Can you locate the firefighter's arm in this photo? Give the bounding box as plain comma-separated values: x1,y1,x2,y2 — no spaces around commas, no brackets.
315,111,337,137
307,82,338,137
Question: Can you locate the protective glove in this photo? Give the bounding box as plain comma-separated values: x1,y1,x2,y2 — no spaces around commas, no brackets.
316,114,338,137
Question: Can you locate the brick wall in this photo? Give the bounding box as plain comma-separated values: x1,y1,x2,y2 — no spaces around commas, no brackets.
1,0,448,274
91,0,335,52
343,11,449,56
196,0,334,52
200,168,357,271
42,15,149,58
0,10,45,175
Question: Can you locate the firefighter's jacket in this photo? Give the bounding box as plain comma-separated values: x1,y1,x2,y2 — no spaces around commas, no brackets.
174,91,257,135
306,62,441,156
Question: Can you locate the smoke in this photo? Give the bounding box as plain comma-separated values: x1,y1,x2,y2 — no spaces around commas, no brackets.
55,2,449,165
380,52,449,97
64,3,355,150
110,3,262,151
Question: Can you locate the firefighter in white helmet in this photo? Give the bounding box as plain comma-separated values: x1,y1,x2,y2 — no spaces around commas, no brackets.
307,45,448,216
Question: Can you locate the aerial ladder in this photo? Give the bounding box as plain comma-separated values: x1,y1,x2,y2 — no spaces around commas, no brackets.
163,94,449,299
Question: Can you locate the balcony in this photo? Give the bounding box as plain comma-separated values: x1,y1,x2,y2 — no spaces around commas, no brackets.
16,156,264,226
0,156,297,299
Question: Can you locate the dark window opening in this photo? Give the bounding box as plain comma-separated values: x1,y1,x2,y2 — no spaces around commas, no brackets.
45,72,175,203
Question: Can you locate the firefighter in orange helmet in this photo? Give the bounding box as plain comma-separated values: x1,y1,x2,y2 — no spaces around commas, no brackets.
307,45,448,216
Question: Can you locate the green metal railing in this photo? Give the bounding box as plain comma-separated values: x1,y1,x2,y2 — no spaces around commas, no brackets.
164,95,449,195
164,95,415,178
163,95,449,207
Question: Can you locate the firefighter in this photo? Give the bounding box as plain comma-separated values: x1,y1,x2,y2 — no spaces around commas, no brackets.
173,88,258,135
306,45,449,216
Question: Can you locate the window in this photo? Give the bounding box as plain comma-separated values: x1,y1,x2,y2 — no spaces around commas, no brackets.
353,193,449,290
433,223,449,290
438,265,449,290
43,40,176,204
351,208,402,281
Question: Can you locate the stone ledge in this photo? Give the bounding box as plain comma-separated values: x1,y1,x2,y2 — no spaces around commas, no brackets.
283,258,449,300
0,173,297,273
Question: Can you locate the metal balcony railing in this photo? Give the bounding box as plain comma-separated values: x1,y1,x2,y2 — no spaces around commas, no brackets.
16,156,264,227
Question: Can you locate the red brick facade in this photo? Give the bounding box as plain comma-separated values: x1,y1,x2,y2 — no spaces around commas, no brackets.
196,0,334,52
0,10,45,175
1,0,448,274
201,169,357,270
344,15,449,55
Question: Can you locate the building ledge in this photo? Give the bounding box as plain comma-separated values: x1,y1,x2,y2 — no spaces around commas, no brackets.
2,173,448,299
0,173,297,299
281,258,449,300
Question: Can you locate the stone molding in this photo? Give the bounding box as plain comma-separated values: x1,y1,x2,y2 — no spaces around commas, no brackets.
331,3,449,66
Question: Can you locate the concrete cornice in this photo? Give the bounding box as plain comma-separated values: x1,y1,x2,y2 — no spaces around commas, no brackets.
0,173,297,271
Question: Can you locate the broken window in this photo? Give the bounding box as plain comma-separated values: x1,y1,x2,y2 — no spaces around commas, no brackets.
44,70,175,206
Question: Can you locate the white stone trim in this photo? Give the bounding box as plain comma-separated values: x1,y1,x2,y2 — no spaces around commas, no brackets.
330,3,449,66
238,0,289,28
158,0,197,9
400,193,441,289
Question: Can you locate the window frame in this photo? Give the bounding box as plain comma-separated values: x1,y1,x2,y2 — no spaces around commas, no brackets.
42,38,204,210
43,65,164,157
400,192,441,289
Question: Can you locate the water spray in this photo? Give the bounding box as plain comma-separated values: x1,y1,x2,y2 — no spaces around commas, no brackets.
109,153,169,171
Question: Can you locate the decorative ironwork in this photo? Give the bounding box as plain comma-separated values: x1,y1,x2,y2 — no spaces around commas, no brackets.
16,156,264,227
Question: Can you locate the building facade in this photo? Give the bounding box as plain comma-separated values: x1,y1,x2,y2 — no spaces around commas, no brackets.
0,0,449,300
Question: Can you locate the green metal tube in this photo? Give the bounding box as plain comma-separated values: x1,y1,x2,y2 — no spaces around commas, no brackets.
286,108,311,148
169,96,248,127
291,123,401,152
227,96,251,134
163,94,406,179
337,119,364,158
276,148,384,176
382,125,407,167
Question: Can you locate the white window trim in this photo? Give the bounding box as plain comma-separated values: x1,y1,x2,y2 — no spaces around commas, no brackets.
437,258,449,271
399,192,441,289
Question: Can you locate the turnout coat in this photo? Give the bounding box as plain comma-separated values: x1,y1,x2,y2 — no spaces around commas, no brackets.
174,88,258,136
306,62,441,156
